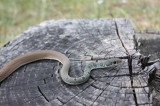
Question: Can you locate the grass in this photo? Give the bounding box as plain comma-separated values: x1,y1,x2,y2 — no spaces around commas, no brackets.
0,0,160,47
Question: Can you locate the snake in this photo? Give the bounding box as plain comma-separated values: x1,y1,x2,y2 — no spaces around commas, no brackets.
0,50,122,85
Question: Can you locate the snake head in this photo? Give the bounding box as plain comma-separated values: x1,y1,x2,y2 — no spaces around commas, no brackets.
111,58,122,65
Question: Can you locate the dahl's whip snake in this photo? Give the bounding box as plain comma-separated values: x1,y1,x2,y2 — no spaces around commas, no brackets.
0,50,122,85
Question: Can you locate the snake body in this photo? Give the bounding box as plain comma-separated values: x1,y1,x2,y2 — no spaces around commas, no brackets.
0,50,121,85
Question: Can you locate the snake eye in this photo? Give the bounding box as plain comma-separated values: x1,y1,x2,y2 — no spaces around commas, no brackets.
113,61,117,64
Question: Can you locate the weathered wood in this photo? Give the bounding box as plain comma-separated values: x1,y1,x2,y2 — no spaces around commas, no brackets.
0,19,153,106
135,30,160,106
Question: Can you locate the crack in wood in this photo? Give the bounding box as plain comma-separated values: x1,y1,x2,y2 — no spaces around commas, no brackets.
91,84,105,90
132,88,138,106
136,75,149,94
56,97,65,104
91,68,121,105
91,76,118,106
37,86,49,102
62,82,94,105
69,55,134,61
94,73,145,78
115,20,140,106
115,20,129,55
121,86,148,88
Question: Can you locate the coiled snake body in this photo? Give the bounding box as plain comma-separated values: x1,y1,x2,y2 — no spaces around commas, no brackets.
0,50,122,85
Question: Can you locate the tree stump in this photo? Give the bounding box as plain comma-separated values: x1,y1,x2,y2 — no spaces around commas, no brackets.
135,30,160,106
0,19,153,106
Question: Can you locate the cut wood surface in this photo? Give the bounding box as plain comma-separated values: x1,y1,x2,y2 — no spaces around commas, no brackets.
0,19,154,106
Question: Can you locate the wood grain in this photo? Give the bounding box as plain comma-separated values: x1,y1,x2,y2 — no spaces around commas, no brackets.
0,19,153,106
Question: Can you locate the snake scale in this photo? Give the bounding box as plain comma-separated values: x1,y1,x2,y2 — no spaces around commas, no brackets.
0,50,122,85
